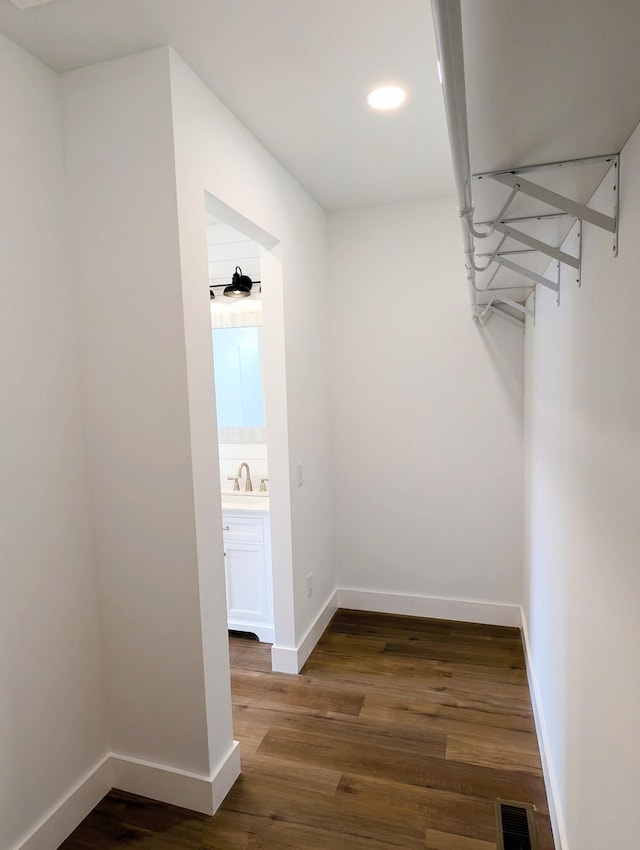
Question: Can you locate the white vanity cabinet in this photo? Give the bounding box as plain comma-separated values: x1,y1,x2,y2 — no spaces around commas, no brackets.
221,508,274,643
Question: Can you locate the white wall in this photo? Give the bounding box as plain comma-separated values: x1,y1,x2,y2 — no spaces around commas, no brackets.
168,50,335,658
328,199,524,615
524,127,640,849
62,47,237,810
0,33,109,850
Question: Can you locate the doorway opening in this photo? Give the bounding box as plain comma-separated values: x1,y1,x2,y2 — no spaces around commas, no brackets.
207,211,274,647
203,192,294,675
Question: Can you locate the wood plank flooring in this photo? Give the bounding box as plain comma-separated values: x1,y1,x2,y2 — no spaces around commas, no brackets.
59,609,555,849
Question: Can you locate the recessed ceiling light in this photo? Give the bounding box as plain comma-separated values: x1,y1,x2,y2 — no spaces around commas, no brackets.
366,85,407,111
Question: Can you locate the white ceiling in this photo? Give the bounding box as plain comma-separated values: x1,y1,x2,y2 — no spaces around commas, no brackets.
0,0,455,211
206,214,261,287
2,0,639,228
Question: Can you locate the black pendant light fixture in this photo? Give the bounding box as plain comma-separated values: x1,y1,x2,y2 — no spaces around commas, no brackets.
224,266,253,298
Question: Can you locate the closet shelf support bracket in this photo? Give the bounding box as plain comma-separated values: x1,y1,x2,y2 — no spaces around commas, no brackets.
493,221,579,269
490,169,617,235
495,256,559,293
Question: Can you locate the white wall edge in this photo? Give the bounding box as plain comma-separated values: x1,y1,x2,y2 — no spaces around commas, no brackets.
271,589,338,674
336,587,522,627
210,740,242,812
519,607,568,850
12,753,113,850
111,740,241,816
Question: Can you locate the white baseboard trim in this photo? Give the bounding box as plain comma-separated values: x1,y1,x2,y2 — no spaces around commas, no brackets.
112,740,241,816
296,589,338,670
13,753,113,850
210,741,242,811
271,588,519,674
270,643,299,674
519,608,568,850
12,743,241,850
271,589,338,674
336,587,521,627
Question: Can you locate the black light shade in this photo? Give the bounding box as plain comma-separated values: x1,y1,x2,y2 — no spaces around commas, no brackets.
224,266,252,298
209,285,216,300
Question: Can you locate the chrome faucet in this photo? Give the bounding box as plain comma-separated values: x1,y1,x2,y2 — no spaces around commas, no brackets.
226,475,240,491
236,462,253,492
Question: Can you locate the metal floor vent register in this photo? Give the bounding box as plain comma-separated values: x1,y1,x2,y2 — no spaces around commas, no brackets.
495,800,538,850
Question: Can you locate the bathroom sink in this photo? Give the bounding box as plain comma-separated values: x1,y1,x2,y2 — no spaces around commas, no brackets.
221,491,269,511
221,489,268,498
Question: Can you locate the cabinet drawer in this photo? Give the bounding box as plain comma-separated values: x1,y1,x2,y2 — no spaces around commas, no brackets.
222,514,264,542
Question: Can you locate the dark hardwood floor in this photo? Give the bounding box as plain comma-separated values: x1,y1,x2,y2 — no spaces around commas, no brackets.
59,609,555,849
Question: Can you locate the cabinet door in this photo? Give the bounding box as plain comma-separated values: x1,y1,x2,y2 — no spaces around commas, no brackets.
224,542,267,623
221,514,264,542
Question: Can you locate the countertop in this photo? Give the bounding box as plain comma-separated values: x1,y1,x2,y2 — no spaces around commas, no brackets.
221,492,270,512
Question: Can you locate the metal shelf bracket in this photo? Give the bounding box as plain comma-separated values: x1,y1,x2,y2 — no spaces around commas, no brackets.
495,256,559,293
491,169,616,234
430,0,620,330
493,221,579,269
468,155,619,307
475,293,534,331
613,159,620,256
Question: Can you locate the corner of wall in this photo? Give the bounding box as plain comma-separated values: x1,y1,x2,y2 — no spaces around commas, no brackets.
271,589,338,673
519,608,569,850
12,742,242,850
111,742,240,817
13,755,112,850
337,588,522,627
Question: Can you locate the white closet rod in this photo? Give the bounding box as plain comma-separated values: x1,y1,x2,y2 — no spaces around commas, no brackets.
431,0,479,314
431,0,527,329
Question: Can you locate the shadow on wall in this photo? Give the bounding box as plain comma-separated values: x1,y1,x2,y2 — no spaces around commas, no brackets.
476,318,524,418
